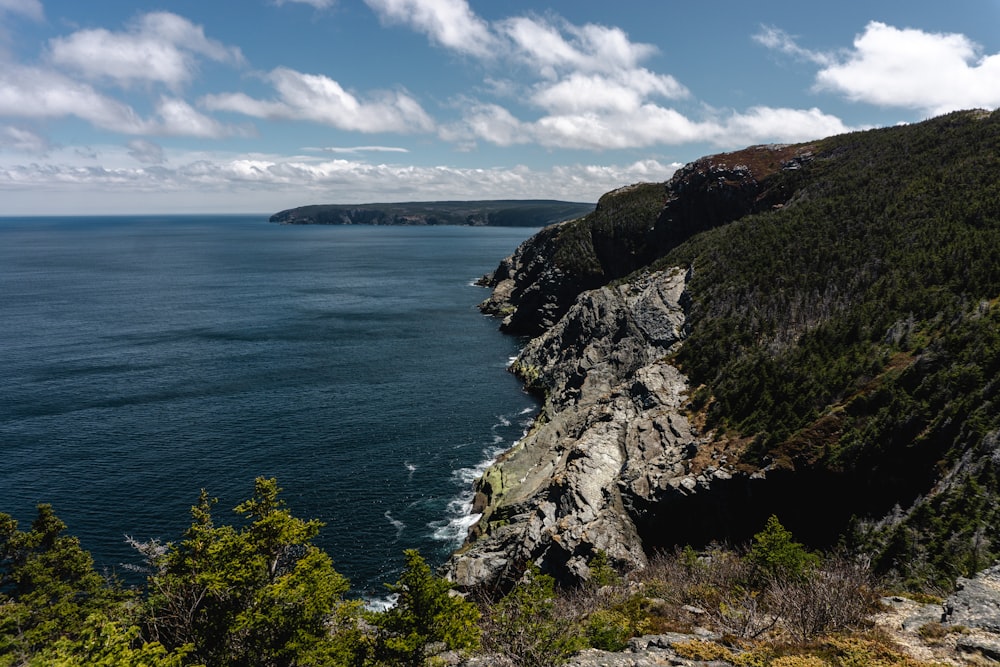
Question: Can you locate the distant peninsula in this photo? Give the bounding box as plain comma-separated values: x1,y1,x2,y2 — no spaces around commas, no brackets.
269,199,594,227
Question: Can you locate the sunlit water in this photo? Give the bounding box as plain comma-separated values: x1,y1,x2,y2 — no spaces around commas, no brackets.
0,215,537,598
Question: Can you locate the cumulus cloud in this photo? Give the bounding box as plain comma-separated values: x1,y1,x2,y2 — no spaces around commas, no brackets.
0,64,150,132
0,0,42,21
364,0,496,57
446,101,853,152
0,125,49,153
531,70,687,115
713,106,853,146
0,64,245,138
500,16,658,77
0,147,680,212
757,21,1000,116
127,138,165,164
203,67,434,133
154,97,245,138
813,22,1000,115
48,12,244,89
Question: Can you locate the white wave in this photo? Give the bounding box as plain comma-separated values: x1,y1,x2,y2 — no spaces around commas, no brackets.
495,414,511,427
404,461,416,472
429,443,510,547
363,592,398,612
384,510,405,537
429,510,483,544
519,406,535,415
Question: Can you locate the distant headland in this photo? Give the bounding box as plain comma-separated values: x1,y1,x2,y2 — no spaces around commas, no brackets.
269,199,594,227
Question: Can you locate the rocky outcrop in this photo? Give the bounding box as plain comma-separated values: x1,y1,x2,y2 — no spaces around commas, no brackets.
477,222,601,336
450,144,819,591
478,144,815,337
448,268,723,589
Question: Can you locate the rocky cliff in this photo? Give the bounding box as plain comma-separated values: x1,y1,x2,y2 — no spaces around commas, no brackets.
448,109,1000,592
451,268,694,588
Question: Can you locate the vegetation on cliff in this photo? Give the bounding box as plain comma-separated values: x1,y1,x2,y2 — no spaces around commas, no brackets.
484,109,1000,592
661,110,1000,589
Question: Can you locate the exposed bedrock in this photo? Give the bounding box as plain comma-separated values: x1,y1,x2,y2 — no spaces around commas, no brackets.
447,268,715,589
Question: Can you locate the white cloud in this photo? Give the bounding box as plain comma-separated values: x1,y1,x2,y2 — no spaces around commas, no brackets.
154,98,245,138
0,0,42,21
813,22,1000,115
203,67,434,133
0,64,150,132
531,70,687,114
713,106,853,146
753,25,833,66
440,103,527,146
0,125,49,153
364,0,496,57
500,16,657,76
48,12,244,89
447,101,853,151
0,63,245,137
273,0,335,7
312,146,410,154
127,139,165,164
0,147,681,213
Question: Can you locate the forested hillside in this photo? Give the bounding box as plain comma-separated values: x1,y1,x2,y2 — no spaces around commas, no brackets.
664,110,1000,587
474,109,1000,591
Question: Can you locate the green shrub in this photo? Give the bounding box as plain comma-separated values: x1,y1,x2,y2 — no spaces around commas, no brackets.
373,549,480,666
481,566,586,667
747,516,820,582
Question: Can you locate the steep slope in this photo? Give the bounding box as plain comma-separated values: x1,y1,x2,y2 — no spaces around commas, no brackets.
478,144,816,336
449,109,1000,592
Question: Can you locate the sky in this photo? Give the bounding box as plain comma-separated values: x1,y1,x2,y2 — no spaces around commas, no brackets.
1,1,999,215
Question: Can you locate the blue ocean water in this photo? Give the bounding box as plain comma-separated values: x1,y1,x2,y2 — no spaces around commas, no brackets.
0,215,537,597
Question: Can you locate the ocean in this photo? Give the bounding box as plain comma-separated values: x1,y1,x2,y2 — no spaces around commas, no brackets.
0,215,538,599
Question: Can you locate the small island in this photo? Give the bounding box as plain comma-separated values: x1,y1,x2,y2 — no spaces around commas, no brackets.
269,199,594,227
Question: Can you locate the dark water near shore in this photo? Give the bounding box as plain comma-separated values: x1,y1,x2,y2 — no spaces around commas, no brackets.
0,216,538,598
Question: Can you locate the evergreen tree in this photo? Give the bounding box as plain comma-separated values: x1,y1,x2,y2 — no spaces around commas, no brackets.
143,478,351,667
373,549,480,666
0,505,123,663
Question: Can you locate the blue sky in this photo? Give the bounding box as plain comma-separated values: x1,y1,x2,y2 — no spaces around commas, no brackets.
1,0,999,214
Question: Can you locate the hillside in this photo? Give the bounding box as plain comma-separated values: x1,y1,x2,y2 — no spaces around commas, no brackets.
6,111,1000,666
455,109,1000,593
269,199,594,227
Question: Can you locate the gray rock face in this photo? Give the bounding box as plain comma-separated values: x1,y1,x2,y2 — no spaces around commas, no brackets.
944,564,1000,633
448,268,731,590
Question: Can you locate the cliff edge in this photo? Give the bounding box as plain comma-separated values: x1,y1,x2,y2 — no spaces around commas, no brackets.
448,109,1000,592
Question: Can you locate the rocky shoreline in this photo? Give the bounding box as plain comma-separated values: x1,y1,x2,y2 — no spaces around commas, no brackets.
448,266,698,589
444,145,820,591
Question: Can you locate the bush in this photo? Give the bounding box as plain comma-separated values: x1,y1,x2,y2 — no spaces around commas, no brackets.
373,549,480,666
747,516,820,583
480,566,586,667
767,556,879,642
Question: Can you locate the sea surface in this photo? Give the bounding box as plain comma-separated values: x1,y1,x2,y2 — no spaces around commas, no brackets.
0,215,538,598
